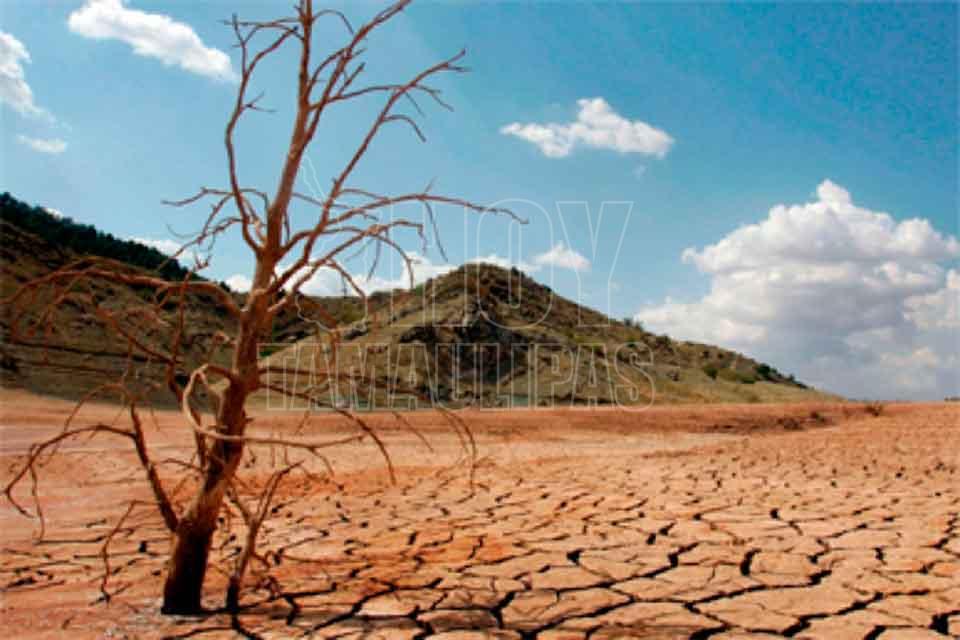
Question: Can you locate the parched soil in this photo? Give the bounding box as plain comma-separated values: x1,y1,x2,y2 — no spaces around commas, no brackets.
0,391,958,639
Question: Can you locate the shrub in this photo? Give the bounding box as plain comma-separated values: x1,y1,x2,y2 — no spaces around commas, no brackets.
717,368,755,384
864,401,885,417
258,344,283,359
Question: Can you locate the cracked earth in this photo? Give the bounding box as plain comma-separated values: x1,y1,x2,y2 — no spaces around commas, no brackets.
1,394,958,639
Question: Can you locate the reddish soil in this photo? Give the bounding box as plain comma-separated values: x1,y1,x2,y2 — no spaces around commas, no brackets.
0,390,958,639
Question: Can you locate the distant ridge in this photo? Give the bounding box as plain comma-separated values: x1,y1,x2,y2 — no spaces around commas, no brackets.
0,192,194,283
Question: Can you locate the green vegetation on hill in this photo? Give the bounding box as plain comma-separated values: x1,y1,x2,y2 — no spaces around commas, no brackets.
0,192,192,282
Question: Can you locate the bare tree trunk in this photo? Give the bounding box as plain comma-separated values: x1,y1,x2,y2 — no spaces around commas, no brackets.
1,2,517,615
161,427,248,611
161,322,261,613
161,411,245,612
161,509,217,614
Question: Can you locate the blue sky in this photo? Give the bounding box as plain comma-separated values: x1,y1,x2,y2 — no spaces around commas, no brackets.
1,1,957,400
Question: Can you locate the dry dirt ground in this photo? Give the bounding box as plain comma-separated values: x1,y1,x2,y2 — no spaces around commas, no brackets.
0,391,958,639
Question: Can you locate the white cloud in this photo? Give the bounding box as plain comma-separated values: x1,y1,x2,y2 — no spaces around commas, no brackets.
468,253,539,274
533,243,591,272
224,274,252,292
906,269,960,331
226,252,548,298
357,254,456,295
500,98,673,159
815,179,851,205
682,181,958,275
17,135,66,154
43,207,64,219
0,31,52,120
267,253,454,298
68,0,237,82
131,237,193,262
635,180,960,400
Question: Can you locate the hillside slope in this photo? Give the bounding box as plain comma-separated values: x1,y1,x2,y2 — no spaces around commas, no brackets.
0,198,360,404
0,219,238,403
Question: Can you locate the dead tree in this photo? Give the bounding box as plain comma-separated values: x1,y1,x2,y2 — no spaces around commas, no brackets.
3,0,511,615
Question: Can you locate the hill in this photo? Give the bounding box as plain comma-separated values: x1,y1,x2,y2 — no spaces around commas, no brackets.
0,192,194,282
0,194,360,404
1,193,835,408
258,263,836,408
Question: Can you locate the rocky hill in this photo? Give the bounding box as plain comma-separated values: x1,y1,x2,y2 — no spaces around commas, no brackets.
259,263,836,408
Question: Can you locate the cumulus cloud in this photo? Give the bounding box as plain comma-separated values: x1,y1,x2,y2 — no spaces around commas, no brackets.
906,269,960,331
0,31,52,120
635,180,960,400
43,207,64,219
533,243,591,272
286,255,444,297
131,237,193,262
223,254,455,299
224,274,252,292
224,252,556,298
682,179,958,275
469,253,539,274
349,249,586,291
68,0,237,82
500,98,673,159
297,253,543,296
17,135,66,154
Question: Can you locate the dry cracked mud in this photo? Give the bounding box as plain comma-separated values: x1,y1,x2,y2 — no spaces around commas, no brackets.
1,393,958,639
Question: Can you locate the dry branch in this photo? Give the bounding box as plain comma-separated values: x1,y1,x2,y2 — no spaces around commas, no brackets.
3,0,510,614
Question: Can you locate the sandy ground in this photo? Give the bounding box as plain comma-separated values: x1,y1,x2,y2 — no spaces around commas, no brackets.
0,390,958,639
